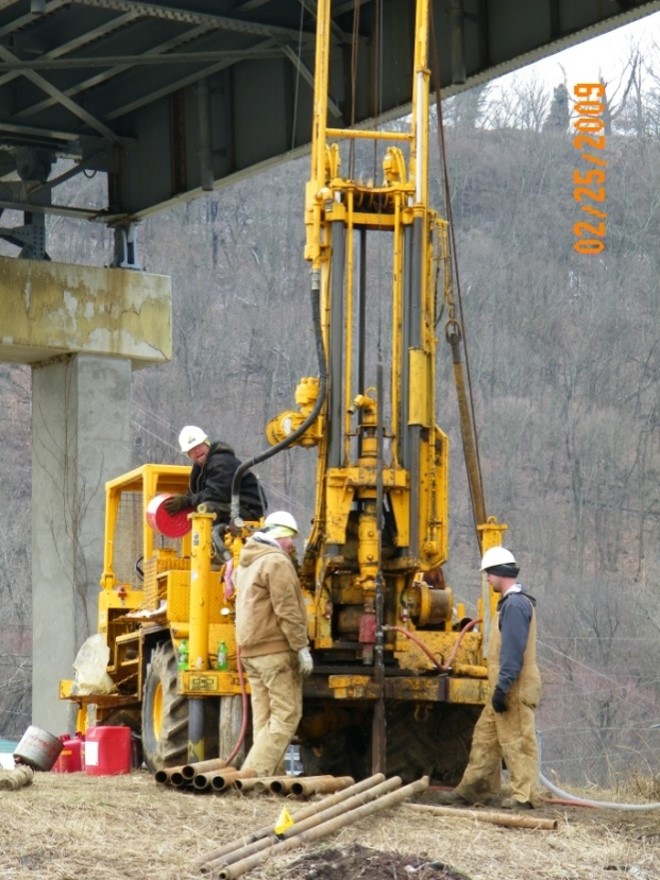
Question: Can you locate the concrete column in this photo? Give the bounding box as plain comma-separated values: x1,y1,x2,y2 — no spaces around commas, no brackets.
31,355,132,732
0,255,171,735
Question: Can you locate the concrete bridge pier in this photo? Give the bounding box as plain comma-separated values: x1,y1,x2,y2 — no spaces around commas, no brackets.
0,256,171,734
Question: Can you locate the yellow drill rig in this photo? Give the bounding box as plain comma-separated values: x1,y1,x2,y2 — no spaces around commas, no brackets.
61,0,508,782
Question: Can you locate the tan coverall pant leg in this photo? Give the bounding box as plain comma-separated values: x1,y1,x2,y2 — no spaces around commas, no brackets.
455,703,503,801
497,693,539,803
247,672,286,777
241,650,302,777
456,696,538,803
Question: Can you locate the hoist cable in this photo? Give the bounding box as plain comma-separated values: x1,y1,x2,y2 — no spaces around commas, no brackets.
428,4,487,540
290,1,305,151
348,0,360,177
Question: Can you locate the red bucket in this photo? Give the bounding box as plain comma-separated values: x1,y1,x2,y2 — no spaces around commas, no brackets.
51,733,84,773
146,494,193,538
84,726,132,776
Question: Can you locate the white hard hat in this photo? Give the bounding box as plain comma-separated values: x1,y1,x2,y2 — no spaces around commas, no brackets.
178,425,209,453
264,510,299,535
480,546,517,571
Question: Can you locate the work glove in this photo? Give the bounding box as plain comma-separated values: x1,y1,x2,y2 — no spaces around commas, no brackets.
164,494,191,514
297,647,313,677
492,686,508,714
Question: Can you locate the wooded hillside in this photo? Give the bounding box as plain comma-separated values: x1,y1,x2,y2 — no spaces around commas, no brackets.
0,71,658,788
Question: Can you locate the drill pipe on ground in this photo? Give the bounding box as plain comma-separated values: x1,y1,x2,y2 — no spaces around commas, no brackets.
156,758,232,788
201,774,406,875
233,775,289,793
154,768,176,785
194,768,256,792
0,765,34,791
182,757,230,779
268,774,331,794
287,775,354,797
405,802,559,830
234,774,354,796
196,773,387,868
209,776,430,880
170,771,192,787
268,774,341,795
154,767,192,788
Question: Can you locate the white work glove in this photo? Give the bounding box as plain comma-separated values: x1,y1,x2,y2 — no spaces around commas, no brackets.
297,646,313,677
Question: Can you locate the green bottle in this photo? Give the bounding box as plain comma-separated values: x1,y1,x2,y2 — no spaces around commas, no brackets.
177,639,188,671
217,641,228,671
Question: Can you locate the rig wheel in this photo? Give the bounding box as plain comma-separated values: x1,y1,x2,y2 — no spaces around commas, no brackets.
142,641,188,771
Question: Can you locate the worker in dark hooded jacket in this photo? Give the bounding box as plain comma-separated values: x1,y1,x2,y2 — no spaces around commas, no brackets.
234,511,312,777
164,425,265,523
438,546,542,810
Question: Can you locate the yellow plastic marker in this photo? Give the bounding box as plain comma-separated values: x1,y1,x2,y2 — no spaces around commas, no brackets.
274,805,295,836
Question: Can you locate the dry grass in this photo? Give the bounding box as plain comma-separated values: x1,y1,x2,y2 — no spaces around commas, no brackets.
0,771,659,880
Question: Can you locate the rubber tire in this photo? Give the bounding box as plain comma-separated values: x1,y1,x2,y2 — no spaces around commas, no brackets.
142,641,188,771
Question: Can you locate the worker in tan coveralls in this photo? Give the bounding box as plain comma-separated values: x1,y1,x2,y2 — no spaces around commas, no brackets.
439,547,541,810
234,510,313,777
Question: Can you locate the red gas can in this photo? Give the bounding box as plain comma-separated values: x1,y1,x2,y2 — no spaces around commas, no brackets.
51,733,84,773
84,726,132,776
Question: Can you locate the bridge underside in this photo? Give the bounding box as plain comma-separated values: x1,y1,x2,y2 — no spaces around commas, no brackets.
0,0,657,241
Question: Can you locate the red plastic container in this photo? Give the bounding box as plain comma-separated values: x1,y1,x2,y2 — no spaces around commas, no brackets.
84,726,132,776
51,733,84,773
146,494,193,538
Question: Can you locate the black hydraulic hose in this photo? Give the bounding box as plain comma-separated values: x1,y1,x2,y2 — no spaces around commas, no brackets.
230,277,327,519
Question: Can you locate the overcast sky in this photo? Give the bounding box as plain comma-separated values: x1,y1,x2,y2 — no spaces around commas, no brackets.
498,11,660,93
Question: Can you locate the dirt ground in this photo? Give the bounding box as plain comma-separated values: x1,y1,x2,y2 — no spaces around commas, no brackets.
0,770,659,880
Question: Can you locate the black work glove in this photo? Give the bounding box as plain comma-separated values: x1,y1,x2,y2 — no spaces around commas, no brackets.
164,494,191,514
492,686,508,714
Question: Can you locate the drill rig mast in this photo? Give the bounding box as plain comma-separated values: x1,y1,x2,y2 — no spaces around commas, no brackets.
265,0,507,779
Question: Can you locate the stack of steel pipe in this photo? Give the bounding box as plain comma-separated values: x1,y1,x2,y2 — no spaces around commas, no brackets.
195,773,429,879
193,767,257,792
231,775,288,794
156,761,354,798
155,757,232,791
234,774,354,796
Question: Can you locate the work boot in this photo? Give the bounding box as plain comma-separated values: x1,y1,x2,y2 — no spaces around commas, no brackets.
435,789,473,806
500,797,534,810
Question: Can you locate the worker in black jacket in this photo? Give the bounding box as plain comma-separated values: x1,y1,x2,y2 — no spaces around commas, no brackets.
437,546,541,810
164,425,266,524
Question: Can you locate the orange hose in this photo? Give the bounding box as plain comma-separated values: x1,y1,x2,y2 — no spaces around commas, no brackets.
384,625,443,668
384,618,482,672
442,618,482,670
